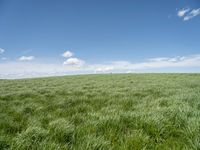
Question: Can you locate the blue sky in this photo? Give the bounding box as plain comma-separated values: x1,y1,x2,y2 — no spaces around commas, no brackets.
0,0,200,78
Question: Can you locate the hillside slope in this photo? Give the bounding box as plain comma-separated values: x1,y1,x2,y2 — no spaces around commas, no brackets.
0,74,200,149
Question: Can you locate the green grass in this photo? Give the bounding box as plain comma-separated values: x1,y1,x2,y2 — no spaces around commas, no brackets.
1,74,200,149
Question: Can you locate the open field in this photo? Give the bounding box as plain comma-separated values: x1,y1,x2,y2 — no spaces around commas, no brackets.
0,74,200,149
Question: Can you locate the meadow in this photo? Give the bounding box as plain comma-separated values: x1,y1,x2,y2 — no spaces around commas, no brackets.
0,74,200,150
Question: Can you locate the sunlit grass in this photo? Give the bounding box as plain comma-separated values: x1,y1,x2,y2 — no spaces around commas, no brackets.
0,74,200,149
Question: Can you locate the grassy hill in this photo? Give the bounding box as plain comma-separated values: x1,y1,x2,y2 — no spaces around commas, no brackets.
0,74,200,149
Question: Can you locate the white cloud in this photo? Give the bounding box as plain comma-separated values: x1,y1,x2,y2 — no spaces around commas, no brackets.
177,8,200,21
0,48,5,54
177,8,190,17
148,57,170,62
183,8,200,21
89,55,200,72
19,56,35,61
62,51,73,58
1,54,200,79
62,50,85,67
0,62,88,79
63,58,85,67
95,66,114,73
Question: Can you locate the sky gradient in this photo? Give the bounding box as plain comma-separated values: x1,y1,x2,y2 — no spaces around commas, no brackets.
0,0,200,78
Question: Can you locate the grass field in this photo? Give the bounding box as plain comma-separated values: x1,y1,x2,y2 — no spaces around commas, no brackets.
0,74,200,149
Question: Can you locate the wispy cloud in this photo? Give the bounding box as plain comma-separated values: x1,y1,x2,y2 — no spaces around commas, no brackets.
183,8,200,21
62,51,73,58
19,56,35,61
0,48,5,54
111,55,200,71
177,7,200,21
1,54,200,79
177,8,190,17
0,62,86,79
